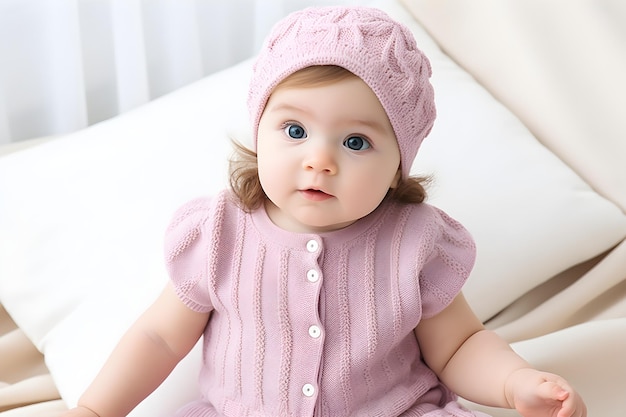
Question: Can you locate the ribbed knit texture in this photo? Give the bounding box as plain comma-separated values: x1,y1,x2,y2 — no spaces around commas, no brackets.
164,190,482,417
247,6,436,179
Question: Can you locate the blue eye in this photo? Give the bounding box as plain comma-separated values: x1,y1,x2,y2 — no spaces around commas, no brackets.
284,123,307,139
343,136,371,151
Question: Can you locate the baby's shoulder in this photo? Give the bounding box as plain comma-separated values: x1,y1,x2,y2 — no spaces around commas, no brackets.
419,203,468,232
393,201,458,228
164,190,243,249
164,189,240,262
392,201,474,246
166,189,236,231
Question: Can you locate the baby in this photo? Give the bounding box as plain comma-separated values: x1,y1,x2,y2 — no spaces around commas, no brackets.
63,6,586,417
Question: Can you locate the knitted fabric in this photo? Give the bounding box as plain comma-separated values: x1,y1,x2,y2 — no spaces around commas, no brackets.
165,190,478,416
247,6,436,179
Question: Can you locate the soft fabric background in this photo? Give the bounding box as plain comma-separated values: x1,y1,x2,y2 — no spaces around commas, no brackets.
401,0,626,212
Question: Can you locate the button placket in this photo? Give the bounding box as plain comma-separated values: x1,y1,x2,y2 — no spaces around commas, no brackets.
304,239,323,340
300,237,322,405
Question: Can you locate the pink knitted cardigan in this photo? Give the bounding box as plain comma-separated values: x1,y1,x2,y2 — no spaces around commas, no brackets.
165,190,477,417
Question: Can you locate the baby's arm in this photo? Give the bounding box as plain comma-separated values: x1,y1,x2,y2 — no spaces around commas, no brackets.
62,283,210,417
415,293,586,417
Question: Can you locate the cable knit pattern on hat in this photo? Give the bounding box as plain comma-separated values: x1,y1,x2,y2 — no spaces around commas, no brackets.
247,6,436,178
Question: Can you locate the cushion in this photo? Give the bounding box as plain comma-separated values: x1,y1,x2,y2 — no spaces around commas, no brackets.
400,0,626,212
0,1,625,415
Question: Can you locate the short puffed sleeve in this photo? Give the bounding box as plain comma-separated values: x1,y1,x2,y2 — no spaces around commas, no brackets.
418,206,476,319
164,196,217,313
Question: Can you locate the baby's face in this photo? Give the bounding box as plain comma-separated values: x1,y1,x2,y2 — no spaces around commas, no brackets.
256,75,401,233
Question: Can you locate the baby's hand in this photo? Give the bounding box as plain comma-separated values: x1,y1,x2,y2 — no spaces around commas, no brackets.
505,368,586,417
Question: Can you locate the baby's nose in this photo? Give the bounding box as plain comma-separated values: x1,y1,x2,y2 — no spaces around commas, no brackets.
302,141,338,174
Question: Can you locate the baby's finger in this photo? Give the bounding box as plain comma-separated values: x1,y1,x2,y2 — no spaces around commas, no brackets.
557,390,586,417
537,380,569,402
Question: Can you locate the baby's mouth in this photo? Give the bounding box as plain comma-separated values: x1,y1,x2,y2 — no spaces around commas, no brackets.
300,188,333,201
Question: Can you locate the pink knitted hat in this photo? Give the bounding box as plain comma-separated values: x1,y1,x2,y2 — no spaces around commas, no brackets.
247,6,436,178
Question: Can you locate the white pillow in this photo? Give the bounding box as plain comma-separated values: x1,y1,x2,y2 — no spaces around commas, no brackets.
411,57,626,319
0,60,250,415
0,1,625,415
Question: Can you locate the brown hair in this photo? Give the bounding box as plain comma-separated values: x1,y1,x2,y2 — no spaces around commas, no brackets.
229,65,429,212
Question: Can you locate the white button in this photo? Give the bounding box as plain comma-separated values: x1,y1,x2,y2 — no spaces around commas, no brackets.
306,239,319,252
306,269,319,283
302,383,315,397
308,325,321,338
